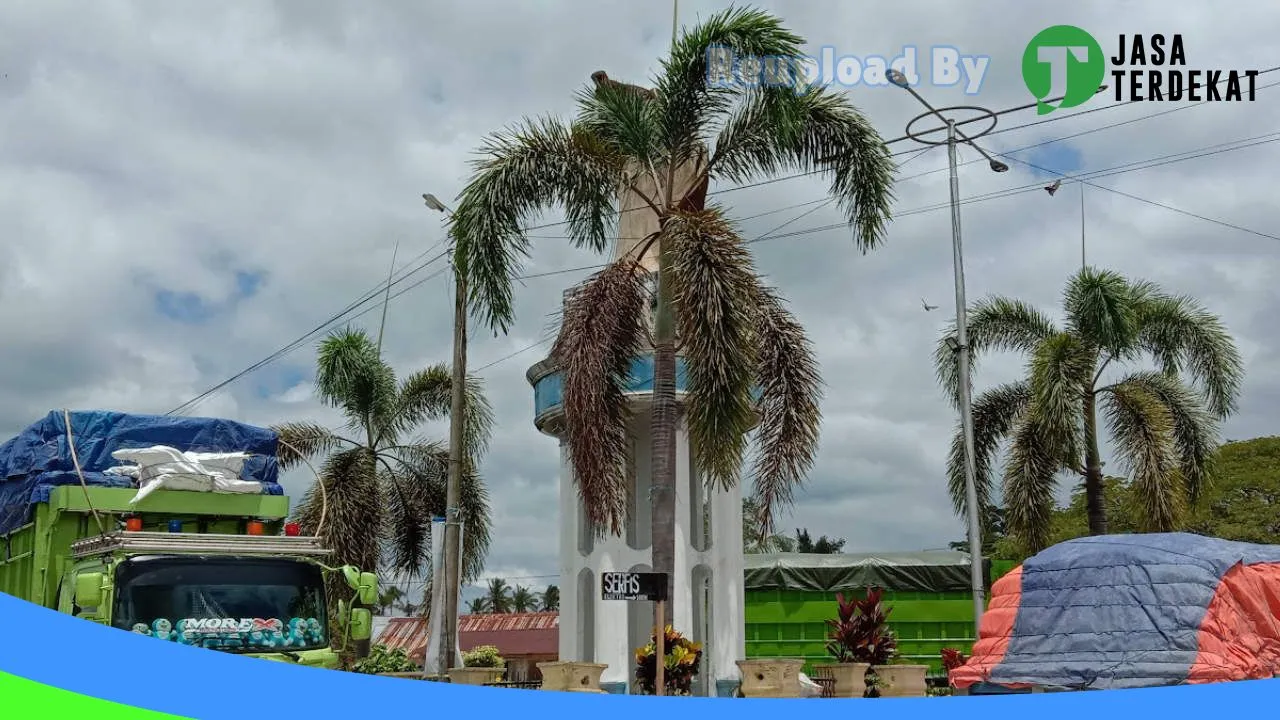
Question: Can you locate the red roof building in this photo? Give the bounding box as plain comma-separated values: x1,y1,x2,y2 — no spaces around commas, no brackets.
376,612,559,681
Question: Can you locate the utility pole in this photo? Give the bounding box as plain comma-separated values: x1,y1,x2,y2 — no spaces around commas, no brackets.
424,192,466,679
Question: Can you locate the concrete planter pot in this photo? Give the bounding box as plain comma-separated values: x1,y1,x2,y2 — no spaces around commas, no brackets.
537,662,608,693
736,659,804,698
872,664,929,697
814,662,870,698
448,667,504,685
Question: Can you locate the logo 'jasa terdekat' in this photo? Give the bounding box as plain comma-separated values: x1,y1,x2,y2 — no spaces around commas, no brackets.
1023,26,1259,115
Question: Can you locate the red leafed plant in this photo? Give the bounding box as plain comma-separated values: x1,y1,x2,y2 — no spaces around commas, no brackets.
941,648,967,672
825,586,897,665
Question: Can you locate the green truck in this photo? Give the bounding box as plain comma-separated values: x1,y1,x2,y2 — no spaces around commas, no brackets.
743,551,1019,674
0,410,377,669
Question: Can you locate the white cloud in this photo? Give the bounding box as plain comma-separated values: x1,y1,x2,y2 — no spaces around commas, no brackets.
2,0,1277,582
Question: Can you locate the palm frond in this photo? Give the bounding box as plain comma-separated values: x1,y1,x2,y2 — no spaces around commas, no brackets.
1062,267,1138,358
575,76,663,168
1133,291,1244,419
656,6,803,165
746,286,821,538
1113,371,1219,502
378,458,432,579
550,260,647,537
1100,380,1182,531
1027,332,1091,464
315,328,398,436
387,442,493,584
935,296,1058,408
711,85,895,252
390,366,495,460
1002,416,1061,553
449,116,625,333
272,422,345,470
946,381,1031,518
664,208,760,493
292,448,383,597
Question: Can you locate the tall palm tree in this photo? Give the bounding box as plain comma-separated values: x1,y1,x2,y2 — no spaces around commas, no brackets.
539,585,560,612
511,585,537,613
275,328,496,604
448,7,894,606
466,597,491,614
934,268,1243,552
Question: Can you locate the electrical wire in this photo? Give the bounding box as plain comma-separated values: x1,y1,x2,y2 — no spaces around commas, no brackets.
168,87,1279,410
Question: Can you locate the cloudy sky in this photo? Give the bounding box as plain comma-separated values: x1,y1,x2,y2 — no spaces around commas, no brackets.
2,0,1276,598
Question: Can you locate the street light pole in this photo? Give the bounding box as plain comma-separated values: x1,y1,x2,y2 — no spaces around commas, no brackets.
424,192,466,679
944,119,986,626
883,72,1105,630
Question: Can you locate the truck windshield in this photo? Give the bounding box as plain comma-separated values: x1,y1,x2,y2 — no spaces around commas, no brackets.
112,556,328,653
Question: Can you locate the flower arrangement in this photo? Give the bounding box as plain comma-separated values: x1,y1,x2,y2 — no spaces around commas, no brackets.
633,625,703,695
461,644,505,668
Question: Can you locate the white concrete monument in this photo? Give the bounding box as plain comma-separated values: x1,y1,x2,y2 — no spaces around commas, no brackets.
526,133,744,696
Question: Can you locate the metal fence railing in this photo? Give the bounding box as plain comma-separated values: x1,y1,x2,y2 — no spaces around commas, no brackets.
483,680,543,690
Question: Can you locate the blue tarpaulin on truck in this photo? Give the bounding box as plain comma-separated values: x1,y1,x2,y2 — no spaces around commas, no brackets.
0,410,283,535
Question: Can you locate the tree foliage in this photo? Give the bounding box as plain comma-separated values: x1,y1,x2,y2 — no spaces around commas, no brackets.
276,328,494,605
935,268,1243,553
447,7,895,570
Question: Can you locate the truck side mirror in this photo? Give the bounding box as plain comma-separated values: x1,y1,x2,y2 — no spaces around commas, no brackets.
356,572,377,606
349,608,372,641
74,573,103,610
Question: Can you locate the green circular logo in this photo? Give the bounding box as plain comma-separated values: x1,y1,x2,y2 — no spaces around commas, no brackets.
1022,25,1105,114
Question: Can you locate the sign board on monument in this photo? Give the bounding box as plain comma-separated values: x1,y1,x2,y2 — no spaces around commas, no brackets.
601,571,668,602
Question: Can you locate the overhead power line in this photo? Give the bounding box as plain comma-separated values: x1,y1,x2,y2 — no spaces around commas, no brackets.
169,79,1278,411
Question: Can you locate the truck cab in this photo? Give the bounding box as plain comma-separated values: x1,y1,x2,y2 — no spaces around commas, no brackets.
59,528,374,669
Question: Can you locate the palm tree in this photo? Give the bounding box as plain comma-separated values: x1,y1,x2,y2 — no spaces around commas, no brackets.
466,597,491,614
484,578,513,614
934,268,1243,552
539,585,559,612
275,328,497,604
448,7,894,606
511,585,537,613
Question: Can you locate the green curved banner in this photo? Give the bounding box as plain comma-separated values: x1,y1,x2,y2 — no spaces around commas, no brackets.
0,671,189,719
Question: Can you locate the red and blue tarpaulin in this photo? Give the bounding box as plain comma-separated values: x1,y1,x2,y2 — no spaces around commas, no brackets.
952,533,1280,690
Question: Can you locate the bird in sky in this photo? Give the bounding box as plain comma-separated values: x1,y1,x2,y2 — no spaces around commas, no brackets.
922,298,938,311
1044,179,1062,196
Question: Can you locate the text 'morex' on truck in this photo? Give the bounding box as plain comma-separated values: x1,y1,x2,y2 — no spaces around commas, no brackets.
0,410,378,669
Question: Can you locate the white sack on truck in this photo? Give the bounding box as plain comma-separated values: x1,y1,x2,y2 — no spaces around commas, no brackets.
112,445,266,505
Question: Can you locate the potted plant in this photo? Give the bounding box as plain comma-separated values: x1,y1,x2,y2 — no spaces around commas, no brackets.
634,626,703,696
449,644,506,685
813,591,873,697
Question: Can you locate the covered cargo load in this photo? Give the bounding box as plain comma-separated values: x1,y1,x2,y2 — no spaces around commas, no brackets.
744,550,988,594
952,533,1280,691
0,410,283,535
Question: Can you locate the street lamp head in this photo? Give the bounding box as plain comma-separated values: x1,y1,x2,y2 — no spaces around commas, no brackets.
423,193,449,213
886,68,910,88
989,159,1010,173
